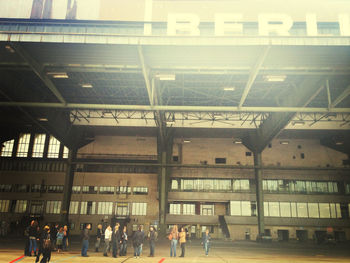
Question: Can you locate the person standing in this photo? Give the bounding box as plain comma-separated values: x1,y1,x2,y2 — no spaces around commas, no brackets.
120,226,128,256
56,227,64,253
179,227,186,257
202,229,211,256
62,225,69,251
95,224,103,252
36,225,51,263
28,220,38,257
81,224,91,257
169,225,179,257
112,223,121,258
103,225,112,257
51,224,58,251
147,226,157,257
132,225,144,258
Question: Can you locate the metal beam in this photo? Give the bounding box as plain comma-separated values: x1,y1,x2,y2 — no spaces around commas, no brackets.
331,85,350,108
10,43,66,104
1,101,350,113
239,46,270,107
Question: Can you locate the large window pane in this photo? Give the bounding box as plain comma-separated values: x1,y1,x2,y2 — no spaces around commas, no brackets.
280,202,291,217
169,203,181,215
183,204,195,215
319,203,330,218
132,203,147,216
230,201,241,216
1,139,14,157
308,203,319,218
241,201,251,216
291,202,297,217
269,202,280,217
32,134,46,158
297,203,308,218
17,133,31,157
47,136,60,158
264,202,269,216
97,202,113,215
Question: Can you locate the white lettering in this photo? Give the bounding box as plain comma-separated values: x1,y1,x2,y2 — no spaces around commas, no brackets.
167,13,200,36
258,14,293,36
339,14,350,36
215,13,243,36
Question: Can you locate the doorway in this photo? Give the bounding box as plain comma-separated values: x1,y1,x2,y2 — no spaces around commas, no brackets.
296,230,308,242
277,230,289,241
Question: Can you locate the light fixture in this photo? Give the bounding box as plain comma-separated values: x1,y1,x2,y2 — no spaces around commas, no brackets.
47,72,69,79
233,139,242,144
155,74,176,81
335,141,344,145
264,75,286,82
280,141,289,145
223,87,235,91
292,121,305,126
37,117,48,122
81,83,93,88
5,45,15,53
183,139,191,143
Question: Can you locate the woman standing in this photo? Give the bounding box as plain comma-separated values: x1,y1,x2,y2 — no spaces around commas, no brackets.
103,225,112,257
28,220,38,256
62,225,69,251
179,227,186,257
169,225,179,257
95,224,103,252
202,229,211,256
56,227,64,253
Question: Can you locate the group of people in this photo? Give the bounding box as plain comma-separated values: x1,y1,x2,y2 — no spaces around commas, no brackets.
82,223,211,258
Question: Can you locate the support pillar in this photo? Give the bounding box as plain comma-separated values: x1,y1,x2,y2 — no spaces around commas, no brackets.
60,148,77,225
254,151,265,237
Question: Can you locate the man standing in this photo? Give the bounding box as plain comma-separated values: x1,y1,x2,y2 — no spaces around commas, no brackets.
147,226,157,257
112,223,121,258
81,224,91,257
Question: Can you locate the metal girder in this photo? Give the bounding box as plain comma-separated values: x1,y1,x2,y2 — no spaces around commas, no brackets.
331,85,350,108
137,45,166,145
244,76,329,152
10,43,66,104
239,46,270,108
1,101,350,113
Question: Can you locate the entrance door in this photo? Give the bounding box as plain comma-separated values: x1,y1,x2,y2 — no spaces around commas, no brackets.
296,230,308,242
277,230,289,241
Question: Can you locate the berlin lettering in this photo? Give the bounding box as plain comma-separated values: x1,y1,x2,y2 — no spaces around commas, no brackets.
161,13,350,36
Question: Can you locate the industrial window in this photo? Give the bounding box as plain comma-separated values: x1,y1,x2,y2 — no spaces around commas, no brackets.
171,179,179,190
116,203,130,216
200,204,214,216
47,136,60,158
30,201,44,214
46,201,61,214
99,186,115,194
72,186,81,194
280,202,291,217
233,179,250,191
14,184,29,193
319,203,331,218
183,203,195,215
97,202,113,215
31,184,46,193
69,201,79,215
241,201,252,216
32,134,46,158
47,185,64,193
1,139,14,157
12,200,27,213
328,182,338,193
16,133,31,157
116,186,131,194
268,202,280,217
132,202,147,216
82,186,98,194
0,184,12,192
308,203,319,218
133,187,148,195
296,203,308,218
0,200,10,212
63,146,69,159
215,158,226,164
80,201,96,215
346,184,350,194
169,203,181,215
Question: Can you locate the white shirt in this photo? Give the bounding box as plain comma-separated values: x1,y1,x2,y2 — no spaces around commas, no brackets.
105,228,112,241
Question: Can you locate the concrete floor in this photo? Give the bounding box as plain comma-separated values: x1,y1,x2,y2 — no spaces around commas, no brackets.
2,238,350,263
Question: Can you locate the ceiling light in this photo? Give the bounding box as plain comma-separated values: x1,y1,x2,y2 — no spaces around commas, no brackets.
233,139,242,144
223,87,235,91
37,117,48,122
183,139,191,143
264,75,286,82
292,121,305,126
81,83,93,88
5,45,15,53
280,141,289,145
47,72,69,79
155,74,176,81
335,141,343,145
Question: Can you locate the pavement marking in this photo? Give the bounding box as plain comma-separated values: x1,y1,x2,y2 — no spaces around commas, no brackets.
9,255,24,263
121,256,132,263
158,258,166,263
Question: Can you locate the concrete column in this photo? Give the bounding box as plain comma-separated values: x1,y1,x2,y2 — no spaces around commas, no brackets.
254,151,265,236
159,151,167,236
60,148,77,224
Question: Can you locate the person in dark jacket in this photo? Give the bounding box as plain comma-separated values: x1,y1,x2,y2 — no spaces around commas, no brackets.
95,224,103,252
132,225,144,258
51,223,58,251
147,226,157,257
28,220,38,256
202,229,211,256
112,223,121,258
81,224,91,257
36,225,51,263
119,226,128,256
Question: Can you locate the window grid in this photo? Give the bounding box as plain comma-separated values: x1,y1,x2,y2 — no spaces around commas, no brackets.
46,201,61,214
69,201,79,214
0,200,10,212
1,139,14,157
32,134,46,158
16,134,31,157
117,186,131,194
0,184,12,192
48,185,64,193
169,203,181,215
200,204,214,216
47,136,60,158
116,202,130,216
133,186,148,195
183,204,195,215
99,186,115,194
14,200,27,213
80,201,96,215
132,202,147,216
97,202,113,215
72,186,81,194
63,146,69,159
